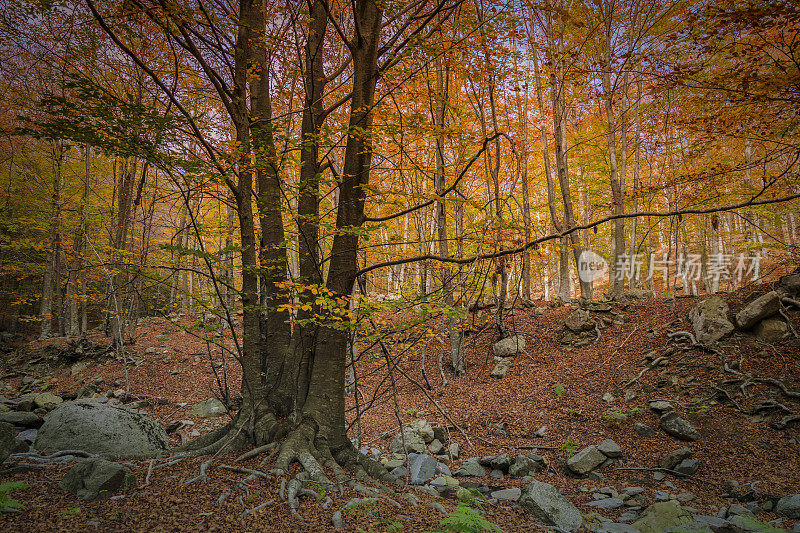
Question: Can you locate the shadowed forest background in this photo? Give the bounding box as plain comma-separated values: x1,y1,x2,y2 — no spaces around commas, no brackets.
0,0,799,531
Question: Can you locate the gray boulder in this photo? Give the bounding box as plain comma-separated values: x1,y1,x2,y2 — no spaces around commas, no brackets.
598,439,622,458
755,317,788,342
453,458,486,477
59,458,135,500
632,501,693,533
776,494,800,519
407,453,437,485
188,398,227,418
689,296,734,343
519,480,583,532
566,445,606,475
0,422,14,464
661,412,700,441
35,400,169,459
492,335,526,357
389,427,427,454
736,291,781,329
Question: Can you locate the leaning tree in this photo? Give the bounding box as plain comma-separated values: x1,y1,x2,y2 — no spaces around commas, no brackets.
87,0,457,482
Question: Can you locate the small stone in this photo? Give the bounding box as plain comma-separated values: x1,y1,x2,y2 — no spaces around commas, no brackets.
0,411,41,428
410,419,435,443
566,445,607,475
653,472,666,481
649,400,673,413
492,335,526,357
660,447,693,470
428,438,443,455
59,458,135,501
490,488,521,501
632,500,692,533
34,392,63,411
490,358,512,379
432,426,448,444
489,469,503,479
447,442,459,459
533,425,547,438
490,453,511,472
188,398,227,418
603,393,616,403
634,423,656,437
588,498,625,509
331,510,343,528
672,459,700,477
598,439,622,458
453,458,486,477
430,501,447,515
624,390,637,402
661,412,700,441
390,466,407,479
509,454,545,477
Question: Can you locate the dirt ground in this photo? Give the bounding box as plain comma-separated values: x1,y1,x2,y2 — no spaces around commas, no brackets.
1,283,799,532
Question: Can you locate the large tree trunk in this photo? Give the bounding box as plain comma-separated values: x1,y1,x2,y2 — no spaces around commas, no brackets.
545,10,592,301
39,141,64,339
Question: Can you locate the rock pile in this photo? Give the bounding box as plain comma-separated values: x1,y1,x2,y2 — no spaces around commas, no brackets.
688,271,800,344
560,302,626,348
490,335,525,379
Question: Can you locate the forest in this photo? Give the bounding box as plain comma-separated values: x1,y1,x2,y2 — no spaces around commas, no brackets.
0,0,799,531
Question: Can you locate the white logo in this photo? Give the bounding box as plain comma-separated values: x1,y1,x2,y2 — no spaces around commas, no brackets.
578,250,608,283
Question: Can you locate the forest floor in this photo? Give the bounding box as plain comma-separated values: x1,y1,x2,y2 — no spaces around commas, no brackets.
1,281,799,532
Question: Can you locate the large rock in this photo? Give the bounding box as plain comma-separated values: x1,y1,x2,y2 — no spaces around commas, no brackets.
754,318,788,342
519,480,583,532
632,501,693,533
492,335,526,357
689,296,734,343
735,291,781,329
389,427,427,454
777,271,800,296
188,398,227,418
35,400,169,459
661,412,700,441
59,458,134,500
0,422,14,464
566,445,606,475
407,453,437,485
565,309,596,332
776,494,800,519
0,411,41,428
